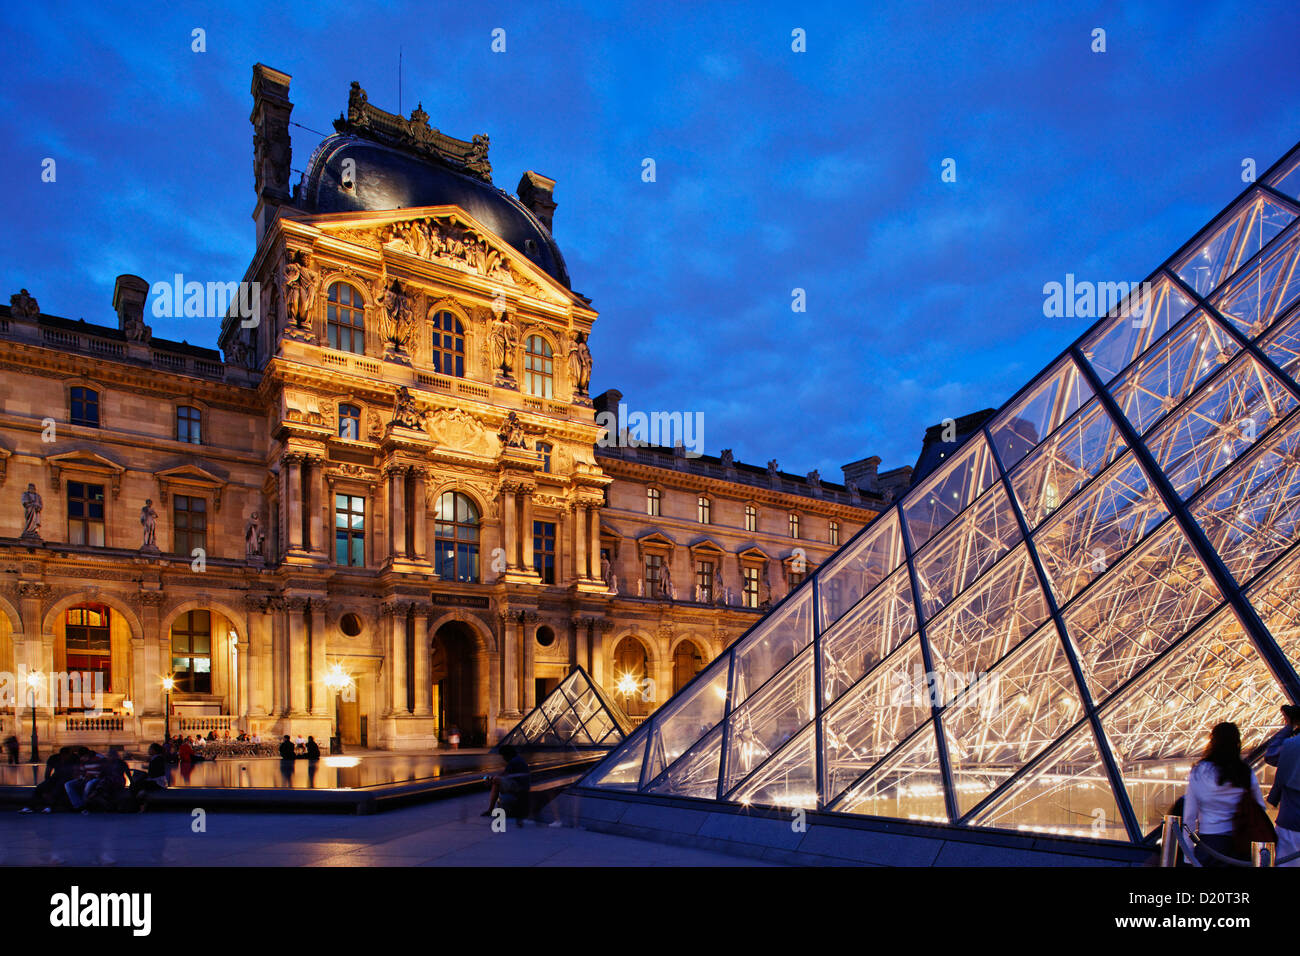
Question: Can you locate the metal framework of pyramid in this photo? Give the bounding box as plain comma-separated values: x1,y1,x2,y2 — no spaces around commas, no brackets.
500,666,633,749
581,141,1300,845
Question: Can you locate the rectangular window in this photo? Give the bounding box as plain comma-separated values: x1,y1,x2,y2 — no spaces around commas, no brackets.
339,403,361,440
745,505,757,533
70,387,100,428
67,481,106,546
537,442,552,473
789,513,801,539
533,520,556,584
829,520,839,546
788,568,806,589
170,610,212,694
698,496,711,524
335,494,366,567
742,566,760,608
696,560,714,603
644,553,663,597
647,487,661,517
176,406,201,444
173,495,207,556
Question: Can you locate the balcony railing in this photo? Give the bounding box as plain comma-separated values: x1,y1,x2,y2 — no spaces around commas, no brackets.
178,715,237,732
62,716,125,733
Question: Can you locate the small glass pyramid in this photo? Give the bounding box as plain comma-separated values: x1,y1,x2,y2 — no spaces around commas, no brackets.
581,141,1300,844
499,666,633,749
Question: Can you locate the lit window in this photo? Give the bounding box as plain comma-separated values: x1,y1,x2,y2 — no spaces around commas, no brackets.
66,604,112,692
327,282,366,354
533,520,556,584
647,487,661,517
644,554,664,597
537,441,552,473
431,311,465,377
70,387,100,428
339,403,361,440
696,560,714,603
176,406,201,444
335,494,365,567
435,492,480,582
170,610,211,694
745,504,757,533
698,496,711,524
789,513,801,539
524,335,554,398
173,495,207,556
742,566,760,608
829,520,839,546
67,481,105,546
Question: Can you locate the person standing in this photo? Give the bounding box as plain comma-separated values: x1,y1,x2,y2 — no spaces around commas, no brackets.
1267,706,1300,867
1183,721,1268,866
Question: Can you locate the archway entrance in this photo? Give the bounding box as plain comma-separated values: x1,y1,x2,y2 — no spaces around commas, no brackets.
612,636,652,718
672,639,704,694
430,621,486,747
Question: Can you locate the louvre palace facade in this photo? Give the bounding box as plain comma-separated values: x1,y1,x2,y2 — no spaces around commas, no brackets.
0,65,908,751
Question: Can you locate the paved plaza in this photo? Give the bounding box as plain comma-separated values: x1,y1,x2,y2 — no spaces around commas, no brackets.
0,790,767,867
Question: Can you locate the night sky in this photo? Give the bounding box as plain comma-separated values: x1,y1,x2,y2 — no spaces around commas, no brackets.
4,1,1299,478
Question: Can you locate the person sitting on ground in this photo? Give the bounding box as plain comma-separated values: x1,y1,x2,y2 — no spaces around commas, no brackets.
279,735,296,761
304,736,321,761
482,745,531,821
1183,721,1268,866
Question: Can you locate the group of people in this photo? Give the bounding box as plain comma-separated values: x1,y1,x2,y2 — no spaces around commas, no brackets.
17,743,167,814
278,735,321,762
1179,705,1300,866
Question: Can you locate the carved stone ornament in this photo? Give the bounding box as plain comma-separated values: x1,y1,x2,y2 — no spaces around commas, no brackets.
426,407,498,457
383,217,513,283
279,249,320,337
9,289,39,320
497,411,527,449
391,385,426,430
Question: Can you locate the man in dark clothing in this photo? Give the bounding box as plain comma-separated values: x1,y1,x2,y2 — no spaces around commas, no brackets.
20,749,77,813
483,745,531,821
3,735,18,764
278,735,296,761
304,736,321,761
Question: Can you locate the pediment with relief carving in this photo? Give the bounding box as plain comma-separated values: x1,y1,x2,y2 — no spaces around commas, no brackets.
426,407,499,458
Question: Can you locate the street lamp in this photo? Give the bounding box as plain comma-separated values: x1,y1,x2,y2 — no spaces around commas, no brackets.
323,665,353,755
25,671,41,764
162,677,175,742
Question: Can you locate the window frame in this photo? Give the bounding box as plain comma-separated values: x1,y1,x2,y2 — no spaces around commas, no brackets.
172,494,208,557
326,282,367,355
523,334,555,398
67,480,106,546
70,386,100,428
334,492,366,568
176,405,202,444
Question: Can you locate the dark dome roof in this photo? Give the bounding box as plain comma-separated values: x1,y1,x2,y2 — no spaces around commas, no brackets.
299,133,569,287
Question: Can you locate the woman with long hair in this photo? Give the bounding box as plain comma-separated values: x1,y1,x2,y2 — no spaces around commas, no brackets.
1183,722,1267,866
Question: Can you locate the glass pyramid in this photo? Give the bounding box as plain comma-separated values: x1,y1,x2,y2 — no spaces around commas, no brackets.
582,142,1300,844
500,666,633,749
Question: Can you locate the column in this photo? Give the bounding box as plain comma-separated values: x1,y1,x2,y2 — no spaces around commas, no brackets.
138,592,165,715
411,468,428,560
521,490,535,574
591,620,609,686
285,455,303,551
573,503,587,581
309,456,326,554
236,639,250,721
500,611,518,715
502,488,518,570
412,605,431,716
389,603,409,715
309,599,327,716
270,602,286,715
287,599,307,714
522,612,537,711
388,467,407,559
588,504,601,582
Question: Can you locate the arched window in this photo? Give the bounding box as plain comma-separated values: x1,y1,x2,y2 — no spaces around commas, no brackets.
339,403,361,440
66,604,112,691
672,639,704,694
434,492,480,582
430,311,466,377
176,405,201,444
327,282,366,354
612,636,652,717
70,386,100,427
523,335,554,398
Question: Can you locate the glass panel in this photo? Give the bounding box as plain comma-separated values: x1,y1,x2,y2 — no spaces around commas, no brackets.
557,669,584,704
730,724,818,810
644,724,723,799
1266,149,1300,201
1247,546,1300,679
1259,307,1300,382
818,510,904,628
970,722,1129,840
1192,413,1300,586
1096,607,1287,835
723,647,815,796
644,659,730,775
989,356,1094,472
833,722,949,823
942,624,1083,816
822,637,928,804
1147,354,1296,500
819,565,915,703
1079,276,1195,384
924,547,1049,707
1063,521,1221,704
1109,310,1240,435
1210,226,1300,338
912,482,1022,621
1032,453,1168,607
582,710,614,744
1009,397,1127,529
585,733,646,791
903,433,998,550
1173,190,1297,297
729,588,812,707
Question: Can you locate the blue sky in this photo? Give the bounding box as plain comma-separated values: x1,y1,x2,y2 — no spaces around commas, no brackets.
3,1,1299,478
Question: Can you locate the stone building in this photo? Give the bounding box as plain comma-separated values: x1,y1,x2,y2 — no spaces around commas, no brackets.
0,65,905,751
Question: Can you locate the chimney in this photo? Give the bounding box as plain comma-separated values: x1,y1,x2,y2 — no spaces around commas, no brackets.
251,64,294,244
517,171,557,232
841,455,881,496
112,274,151,343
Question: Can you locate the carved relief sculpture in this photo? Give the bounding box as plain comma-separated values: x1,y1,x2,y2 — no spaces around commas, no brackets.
567,331,592,397
497,411,527,449
381,279,416,361
280,249,320,335
391,386,426,430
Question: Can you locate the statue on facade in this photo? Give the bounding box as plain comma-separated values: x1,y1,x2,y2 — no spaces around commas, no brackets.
281,250,320,329
346,81,370,126
601,554,618,594
245,512,265,558
10,289,40,320
489,311,517,379
720,448,735,467
381,279,415,358
767,459,780,477
20,483,42,538
567,332,592,396
714,568,727,606
391,386,425,430
140,499,159,551
497,411,527,449
656,560,674,601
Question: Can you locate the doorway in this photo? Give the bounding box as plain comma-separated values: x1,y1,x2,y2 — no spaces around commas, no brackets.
431,621,486,746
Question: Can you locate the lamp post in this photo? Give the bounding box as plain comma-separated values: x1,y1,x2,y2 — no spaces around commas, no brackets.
25,671,41,764
323,665,352,755
162,677,175,743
